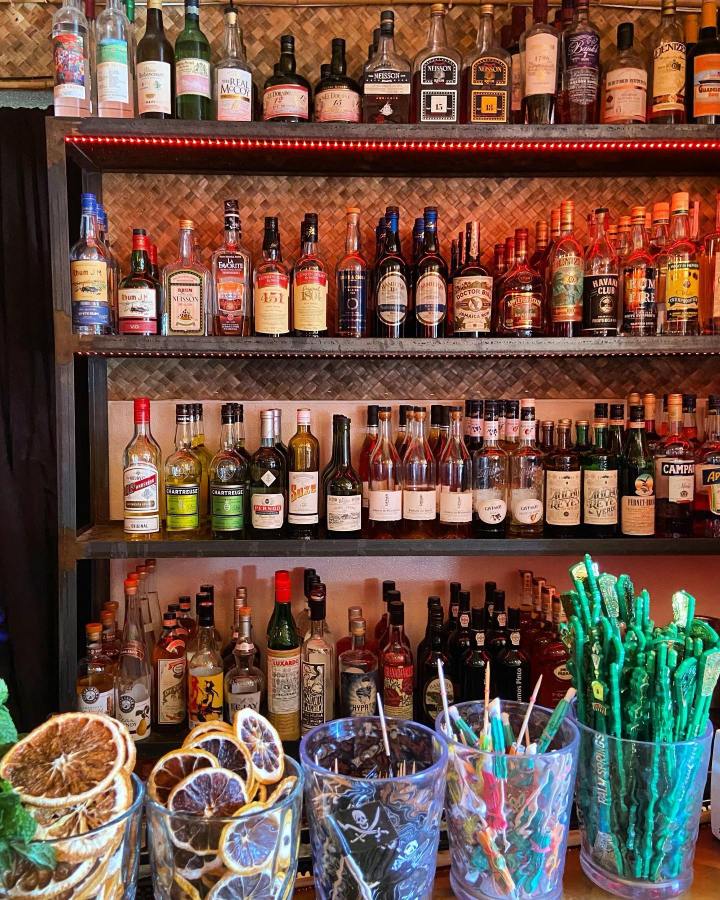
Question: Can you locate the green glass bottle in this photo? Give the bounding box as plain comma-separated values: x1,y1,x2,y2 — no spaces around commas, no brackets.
620,404,655,536
174,0,212,120
582,420,619,537
266,570,301,740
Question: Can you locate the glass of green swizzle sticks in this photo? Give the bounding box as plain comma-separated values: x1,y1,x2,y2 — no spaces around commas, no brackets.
564,554,718,899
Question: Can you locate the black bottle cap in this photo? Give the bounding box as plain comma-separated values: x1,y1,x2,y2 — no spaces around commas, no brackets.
310,597,326,620
508,607,520,629
459,590,471,611
399,404,411,425
471,607,484,630
430,404,443,426
505,399,520,417
610,403,625,420
389,600,404,625
200,584,214,600
198,605,214,627
176,403,189,421
594,402,609,419
132,227,147,236
427,595,441,609
683,393,697,410
386,589,401,606
709,394,720,410
281,34,295,50
367,404,379,427
440,406,451,426
450,582,461,604
494,589,506,612
617,21,634,51
629,405,644,422
221,403,234,423
413,217,425,234
178,595,191,604
380,10,395,24
332,37,345,52
379,405,392,413
264,216,278,230
485,581,497,603
382,580,397,602
163,611,178,626
195,592,210,608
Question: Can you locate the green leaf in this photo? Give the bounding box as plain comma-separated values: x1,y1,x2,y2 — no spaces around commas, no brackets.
0,707,17,747
12,839,56,870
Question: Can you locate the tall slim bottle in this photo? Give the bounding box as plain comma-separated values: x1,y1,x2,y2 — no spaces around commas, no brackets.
649,0,686,123
164,404,202,538
71,194,111,335
700,190,720,334
508,399,544,537
367,407,403,538
374,209,411,338
301,588,334,735
521,0,559,123
174,0,212,120
359,405,379,528
620,405,655,536
95,0,134,117
188,602,223,727
136,0,174,118
473,400,509,536
622,206,657,336
153,611,187,730
116,579,152,741
225,606,264,720
380,600,414,720
326,416,362,538
250,411,286,537
438,407,473,538
548,200,584,336
663,192,701,335
402,407,437,538
559,0,600,123
292,214,328,337
462,4,511,124
655,393,695,536
582,208,619,337
215,3,253,122
582,421,619,537
52,0,92,117
544,418,581,537
453,221,493,337
254,217,290,337
694,395,720,536
688,0,720,123
211,200,252,336
266,570,301,740
287,409,320,540
336,208,369,338
601,22,647,124
411,3,462,123
209,405,247,539
123,398,161,538
339,618,378,717
363,9,412,123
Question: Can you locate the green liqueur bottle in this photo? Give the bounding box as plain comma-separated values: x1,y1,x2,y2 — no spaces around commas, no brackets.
209,404,248,539
266,570,301,741
165,403,202,538
175,0,212,120
325,416,362,538
620,404,655,536
582,419,619,537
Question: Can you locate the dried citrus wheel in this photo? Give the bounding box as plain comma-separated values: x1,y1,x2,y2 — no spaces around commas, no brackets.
173,847,225,882
183,720,234,744
167,768,249,856
170,873,202,900
185,732,255,786
147,748,218,805
255,784,268,803
115,719,137,775
220,808,281,876
233,709,284,785
266,775,297,808
207,871,275,900
3,855,94,898
0,712,126,808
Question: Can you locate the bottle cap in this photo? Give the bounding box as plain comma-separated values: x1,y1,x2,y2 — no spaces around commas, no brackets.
179,218,194,230
631,206,646,223
610,403,625,420
382,580,396,602
86,622,102,637
494,589,506,611
450,581,461,604
280,34,295,49
275,570,291,603
431,3,446,13
459,590,471,611
350,617,366,636
670,192,690,214
348,605,363,622
297,408,311,426
366,404,379,427
389,600,404,625
471,607,484,630
617,21,634,51
123,578,137,593
594,402,609,420
682,393,697,411
701,0,716,28
430,404,443,426
310,597,326,620
100,610,114,626
163,611,178,626
133,397,151,424
629,405,644,423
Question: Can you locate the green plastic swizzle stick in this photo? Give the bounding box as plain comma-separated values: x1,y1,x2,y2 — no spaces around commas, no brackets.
688,648,720,739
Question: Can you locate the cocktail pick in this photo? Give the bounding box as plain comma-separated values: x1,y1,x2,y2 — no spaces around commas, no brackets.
375,694,393,776
449,706,480,747
537,688,576,753
437,658,453,739
483,660,491,741
672,656,697,741
598,573,619,622
511,675,542,754
688,648,720,738
501,712,515,749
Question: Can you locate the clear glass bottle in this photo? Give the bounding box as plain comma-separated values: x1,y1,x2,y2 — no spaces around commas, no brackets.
153,610,187,730
363,9,412,124
287,408,320,539
225,606,264,721
174,0,212,120
622,205,658,336
508,399,544,537
118,229,160,336
601,22,648,123
222,587,246,671
266,570,301,740
209,405,247,539
649,0,686,123
95,205,120,332
250,410,286,537
559,0,600,123
548,199,585,337
621,405,655,536
116,580,152,741
301,588,335,735
521,0,560,124
164,403,202,538
544,418,581,538
663,191,701,335
95,0,134,117
582,420,619,537
136,0,174,118
700,190,720,334
315,37,361,123
70,193,111,335
253,217,290,337
464,399,484,455
498,227,545,337
76,623,114,716
688,0,720,123
402,407,437,538
215,4,253,122
162,219,210,336
339,617,378,717
453,220,493,337
655,393,695,536
380,600,414,720
411,3,462,124
188,602,224,727
368,407,403,538
437,407,472,538
263,34,310,122
359,405,379,528
462,4,511,124
52,0,92,117
473,400,509,536
414,207,448,338
374,208,411,338
100,610,120,672
326,416,362,538
582,207,619,337
211,200,252,336
694,394,720,536
292,214,328,337
123,397,161,538
336,207,369,338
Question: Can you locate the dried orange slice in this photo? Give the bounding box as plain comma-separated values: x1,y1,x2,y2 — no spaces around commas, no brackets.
173,847,224,882
220,809,281,876
184,720,234,743
185,732,254,786
0,712,125,808
167,768,248,856
147,748,218,805
233,709,284,785
266,775,297,808
170,872,202,899
207,871,275,900
3,855,94,898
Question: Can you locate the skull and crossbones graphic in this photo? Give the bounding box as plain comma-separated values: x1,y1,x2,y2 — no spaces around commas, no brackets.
339,807,392,845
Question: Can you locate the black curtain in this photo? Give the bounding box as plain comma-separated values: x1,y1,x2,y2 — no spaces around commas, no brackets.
0,107,56,730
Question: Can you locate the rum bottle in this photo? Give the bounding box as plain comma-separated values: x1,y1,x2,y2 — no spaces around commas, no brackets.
688,0,720,123
263,35,310,122
380,600,414,720
209,405,247,539
649,0,686,123
582,420,619,537
164,404,202,538
663,192,701,335
559,0,600,123
655,393,695,536
123,397,161,538
620,405,655,536
367,407,403,538
339,617,378,717
215,3,253,122
521,0,559,124
211,200,252,336
622,205,658,335
325,415,362,538
453,220,493,337
188,602,224,727
473,400,509,536
414,207,448,338
411,3,462,124
694,394,720,536
250,410,286,537
118,229,160,335
535,598,572,708
301,588,335,735
266,570,301,739
544,418,581,537
225,606,264,720
363,10,412,123
401,407,437,537
419,609,453,725
602,23,648,123
374,209,411,338
153,611,187,730
508,399,544,536
287,409,320,540
582,208,619,336
292,214,328,337
116,580,152,740
336,207,369,337
76,623,114,716
438,407,473,538
498,228,545,337
314,38,361,123
70,193,111,335
162,219,210,336
548,199,584,336
174,0,211,120
462,4,511,124
700,189,720,334
494,608,530,702
253,217,290,337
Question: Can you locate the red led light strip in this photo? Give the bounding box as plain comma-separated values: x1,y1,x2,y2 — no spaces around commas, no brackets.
66,135,720,153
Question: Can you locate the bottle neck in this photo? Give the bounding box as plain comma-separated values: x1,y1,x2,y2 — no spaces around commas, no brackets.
263,228,281,261
388,622,405,646
449,416,462,443
184,0,199,26
345,215,361,253
177,228,195,264
519,415,536,446
385,218,401,254
484,416,499,447
224,222,240,247
515,238,528,265
560,214,574,237
131,246,149,274
706,411,720,441
80,208,97,242
280,45,296,74
220,420,234,451
260,417,274,447
223,17,242,59
630,222,647,252
476,11,495,51
147,5,164,32
427,12,448,49
331,43,346,75
351,631,366,651
556,428,572,450
593,425,609,449
378,26,396,60
667,409,682,437
133,418,151,439
337,424,352,467
669,210,690,242
424,223,439,254
378,416,393,446
301,234,318,258
175,418,193,450
310,618,325,638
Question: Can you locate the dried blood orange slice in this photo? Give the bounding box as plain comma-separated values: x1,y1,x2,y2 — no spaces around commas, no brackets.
147,748,218,805
0,712,125,807
167,768,248,855
220,809,281,876
173,847,224,882
185,732,254,786
233,710,284,785
3,855,94,898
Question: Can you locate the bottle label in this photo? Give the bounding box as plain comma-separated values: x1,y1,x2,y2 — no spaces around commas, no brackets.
565,33,600,105
453,275,493,333
137,60,172,115
376,271,409,325
267,648,301,733
118,287,158,334
474,491,507,525
382,664,413,719
327,494,362,532
254,272,290,334
545,470,581,526
166,484,200,530
293,270,328,332
693,53,720,117
622,265,657,330
216,66,253,121
176,58,211,99
506,418,520,440
77,685,114,716
210,484,245,532
363,71,412,126
188,670,224,726
583,469,618,525
251,492,285,529
469,58,509,123
415,271,447,326
465,417,483,439
603,68,648,122
301,659,328,732
53,33,86,99
314,87,361,122
263,84,309,120
524,32,559,96
123,464,160,533
71,260,110,328
439,491,473,524
660,460,694,503
423,676,454,721
156,657,187,725
583,274,619,331
362,481,369,508
402,490,436,521
227,681,262,716
341,670,377,717
665,261,700,323
368,489,402,522
697,465,720,514
337,270,368,334
511,53,522,111
652,42,686,112
551,258,584,323
288,471,319,525
117,692,150,739
504,290,544,331
419,84,458,123
215,254,249,333
484,421,499,442
621,494,655,536
120,641,146,663
511,494,543,525
168,270,205,334
97,38,129,104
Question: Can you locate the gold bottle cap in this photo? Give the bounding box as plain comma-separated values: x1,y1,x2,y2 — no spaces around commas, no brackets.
619,215,632,229
652,201,670,222
668,392,683,409
346,206,361,215
631,206,646,223
671,191,689,213
480,3,495,13
431,3,446,13
180,218,195,230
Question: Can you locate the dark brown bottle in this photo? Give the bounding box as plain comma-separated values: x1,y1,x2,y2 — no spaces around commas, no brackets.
446,589,472,697
460,608,490,703
493,607,530,702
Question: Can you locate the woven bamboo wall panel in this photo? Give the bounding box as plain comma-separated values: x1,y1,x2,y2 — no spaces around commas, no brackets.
5,3,661,81
106,354,720,401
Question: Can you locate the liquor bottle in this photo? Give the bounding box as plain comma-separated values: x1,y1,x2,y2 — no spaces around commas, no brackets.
559,0,600,123
188,603,223,727
116,580,152,740
296,569,318,642
453,221,493,337
688,0,720,122
418,609,453,724
263,35,310,122
494,608,530,702
498,228,545,337
336,606,364,660
643,393,661,450
326,416,362,538
694,395,720,536
622,206,658,336
459,609,489,702
76,623,114,715
700,191,720,333
95,0,135,117
209,405,247,539
415,596,442,677
582,208,619,337
162,219,209,336
548,199,584,336
437,408,473,538
374,210,411,338
250,410,286,537
177,596,196,640
681,394,700,448
380,600,414,720
215,3,252,122
446,590,472,696
300,587,334,734
649,0,686,123
507,5,528,123
136,0,174,118
222,588,246,672
508,399,544,537
225,606,264,720
601,23,648,123
401,407,437,537
123,398,161,538
174,0,211,119
70,194,111,335
358,405,379,527
411,3,462,124
164,404,202,537
292,214,328,337
655,394,695,537
229,403,250,466
535,598,572,707
52,0,92,117
363,10,412,123
582,419,619,537
253,217,290,337
118,230,160,335
462,4,511,124
100,611,120,672
373,579,396,644
95,205,119,333
501,400,520,453
414,208,448,338
367,408,403,538
486,591,509,662
336,208,369,338
395,405,411,453
286,409,320,540
428,405,444,458
211,200,252,336
538,421,554,453
663,192,701,335
153,611,186,730
608,404,626,457
544,418,581,537
530,220,550,278
339,617,378,717
464,399,484,454
521,0,559,124
620,405,655,536
473,400,509,536
315,38,361,123
438,582,460,652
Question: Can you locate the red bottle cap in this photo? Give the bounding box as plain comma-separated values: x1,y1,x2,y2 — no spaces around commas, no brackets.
131,230,149,252
275,570,291,603
134,397,151,424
